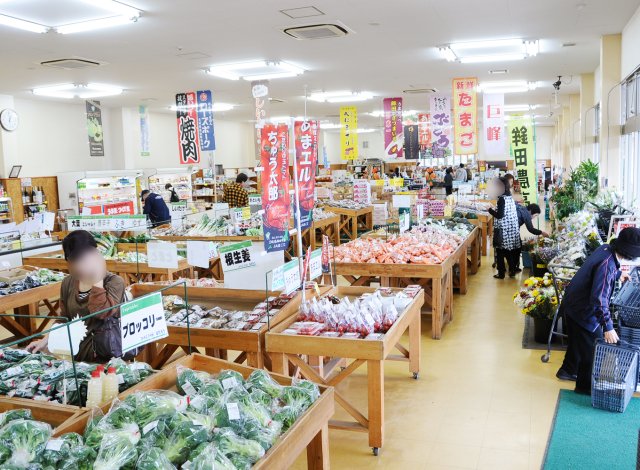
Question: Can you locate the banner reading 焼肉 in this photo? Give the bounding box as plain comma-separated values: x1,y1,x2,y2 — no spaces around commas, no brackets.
175,92,200,164
509,116,538,205
452,77,478,155
383,97,404,158
340,106,358,160
294,120,318,230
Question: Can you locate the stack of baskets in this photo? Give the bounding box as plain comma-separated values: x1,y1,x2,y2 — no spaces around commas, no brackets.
614,279,640,361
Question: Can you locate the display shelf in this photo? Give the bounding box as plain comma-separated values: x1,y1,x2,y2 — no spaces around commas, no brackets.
148,171,194,202
266,286,423,453
0,397,86,433
0,177,59,225
322,205,374,242
285,215,340,261
77,175,139,215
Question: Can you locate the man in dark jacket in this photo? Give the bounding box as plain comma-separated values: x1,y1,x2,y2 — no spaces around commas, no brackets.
557,227,640,394
141,189,171,227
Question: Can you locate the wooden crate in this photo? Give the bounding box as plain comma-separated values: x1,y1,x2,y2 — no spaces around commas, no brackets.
0,397,85,433
266,286,423,453
56,354,334,470
129,284,305,369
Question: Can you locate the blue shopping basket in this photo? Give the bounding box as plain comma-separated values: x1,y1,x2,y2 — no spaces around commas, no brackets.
591,340,640,413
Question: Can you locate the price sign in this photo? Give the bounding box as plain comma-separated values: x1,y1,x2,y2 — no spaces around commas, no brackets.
187,240,216,269
147,242,179,268
219,241,256,273
309,249,322,280
120,292,168,352
68,215,147,232
375,179,385,186
104,201,135,216
283,259,301,294
391,177,404,187
399,208,411,234
271,265,285,291
231,207,251,226
248,194,262,207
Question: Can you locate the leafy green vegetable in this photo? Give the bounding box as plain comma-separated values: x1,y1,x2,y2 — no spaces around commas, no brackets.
176,367,210,395
246,369,282,398
0,409,31,427
217,370,245,390
161,419,210,465
213,428,264,466
188,442,236,470
93,430,140,470
0,419,52,467
38,432,83,468
136,447,175,470
58,445,96,470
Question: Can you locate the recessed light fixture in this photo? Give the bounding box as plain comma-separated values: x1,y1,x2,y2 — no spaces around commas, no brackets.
309,91,373,103
169,102,235,112
369,109,418,118
439,39,539,63
0,15,49,33
206,60,304,81
320,122,341,129
479,81,538,94
489,69,509,75
32,83,124,99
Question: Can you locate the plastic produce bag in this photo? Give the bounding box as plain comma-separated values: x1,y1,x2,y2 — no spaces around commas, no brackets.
136,447,175,470
92,429,140,470
0,419,52,467
246,369,283,398
213,428,264,467
161,417,210,466
187,442,236,470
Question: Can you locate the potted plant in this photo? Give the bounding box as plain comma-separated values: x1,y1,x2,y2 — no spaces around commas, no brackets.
513,274,559,343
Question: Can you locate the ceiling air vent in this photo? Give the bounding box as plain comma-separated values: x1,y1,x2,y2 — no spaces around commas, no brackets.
402,88,437,94
284,23,348,40
40,58,103,70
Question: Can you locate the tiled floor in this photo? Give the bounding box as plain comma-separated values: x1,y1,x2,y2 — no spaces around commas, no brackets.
294,257,571,469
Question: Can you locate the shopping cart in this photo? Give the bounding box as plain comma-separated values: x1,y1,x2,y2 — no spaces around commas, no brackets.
540,263,579,363
591,339,639,413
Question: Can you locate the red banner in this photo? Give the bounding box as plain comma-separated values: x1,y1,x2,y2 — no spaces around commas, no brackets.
176,92,200,164
294,120,318,230
383,97,403,158
418,113,431,148
260,123,290,252
104,201,135,216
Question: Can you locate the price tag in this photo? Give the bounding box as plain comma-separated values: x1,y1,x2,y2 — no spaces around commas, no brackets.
142,420,159,435
399,210,411,234
120,292,169,353
222,377,238,390
181,380,197,396
283,260,301,294
309,249,322,280
248,194,262,206
219,241,256,273
375,179,385,186
147,242,179,269
271,265,285,291
187,241,214,269
226,403,241,420
45,439,64,452
104,201,135,216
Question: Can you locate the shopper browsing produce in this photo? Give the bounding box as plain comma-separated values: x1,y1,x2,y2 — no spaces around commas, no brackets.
455,163,468,182
27,230,127,362
141,189,171,227
165,183,180,203
512,203,550,273
556,227,640,394
489,177,521,279
444,168,454,195
223,172,249,208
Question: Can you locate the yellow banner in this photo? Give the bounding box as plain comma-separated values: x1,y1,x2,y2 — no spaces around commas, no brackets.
508,117,538,205
340,106,358,160
452,77,478,155
391,178,404,187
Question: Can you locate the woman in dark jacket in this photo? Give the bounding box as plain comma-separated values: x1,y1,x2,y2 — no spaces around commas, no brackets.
489,177,521,279
27,230,127,362
444,168,454,195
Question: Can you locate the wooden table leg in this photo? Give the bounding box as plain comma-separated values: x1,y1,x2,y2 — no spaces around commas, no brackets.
350,215,357,241
481,224,488,256
431,277,442,339
368,359,384,450
470,235,480,274
307,424,330,470
270,353,288,375
246,352,263,368
446,269,453,321
409,310,421,377
458,250,468,295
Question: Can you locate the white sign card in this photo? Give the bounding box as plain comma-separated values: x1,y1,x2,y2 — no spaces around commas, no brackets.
283,259,302,294
186,240,216,269
68,215,147,232
219,241,256,273
309,249,322,280
120,292,168,352
147,242,179,269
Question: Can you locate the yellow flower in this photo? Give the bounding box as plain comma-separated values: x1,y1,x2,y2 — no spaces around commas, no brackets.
532,290,540,297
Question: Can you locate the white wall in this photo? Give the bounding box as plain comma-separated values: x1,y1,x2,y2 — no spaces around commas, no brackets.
321,130,390,164
622,5,640,79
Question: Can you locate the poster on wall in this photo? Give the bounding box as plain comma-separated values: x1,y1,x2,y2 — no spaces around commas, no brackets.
452,77,478,155
294,120,318,230
86,100,104,157
383,97,404,158
260,123,291,252
404,125,420,160
427,94,452,159
340,106,359,160
418,113,431,149
196,90,216,151
175,92,201,164
252,80,269,160
139,105,150,157
509,116,538,205
482,93,506,156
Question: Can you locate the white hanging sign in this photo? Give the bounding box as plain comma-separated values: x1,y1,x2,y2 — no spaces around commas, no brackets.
147,242,179,269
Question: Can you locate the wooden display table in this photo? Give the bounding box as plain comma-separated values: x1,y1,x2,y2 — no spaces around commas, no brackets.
335,246,461,339
473,214,493,256
323,206,374,241
266,286,423,455
129,284,304,369
287,216,340,260
0,397,85,433
0,267,63,341
56,354,334,470
452,227,481,295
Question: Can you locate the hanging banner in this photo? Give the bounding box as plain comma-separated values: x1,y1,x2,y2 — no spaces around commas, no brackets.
175,92,200,164
252,80,270,160
483,93,506,156
340,106,359,160
294,120,319,230
509,116,538,205
86,100,104,157
196,90,216,151
452,77,478,155
139,105,150,157
383,97,404,158
427,94,452,159
260,123,291,252
404,125,420,160
418,113,431,149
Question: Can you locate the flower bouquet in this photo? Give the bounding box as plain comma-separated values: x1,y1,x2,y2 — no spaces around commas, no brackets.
513,274,558,320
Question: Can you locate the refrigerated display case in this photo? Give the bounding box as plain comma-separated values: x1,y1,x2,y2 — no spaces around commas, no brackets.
76,171,142,215
147,168,196,202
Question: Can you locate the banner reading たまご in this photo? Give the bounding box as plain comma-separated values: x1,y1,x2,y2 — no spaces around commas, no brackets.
452,77,478,155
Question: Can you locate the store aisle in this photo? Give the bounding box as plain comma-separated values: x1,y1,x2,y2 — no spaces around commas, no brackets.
295,258,570,470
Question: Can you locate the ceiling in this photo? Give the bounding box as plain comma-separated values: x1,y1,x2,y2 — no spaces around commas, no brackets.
1,0,639,128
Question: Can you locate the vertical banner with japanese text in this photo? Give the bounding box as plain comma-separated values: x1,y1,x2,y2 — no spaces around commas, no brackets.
139,105,150,157
86,100,104,157
294,120,318,230
175,92,200,164
404,125,420,160
418,113,431,150
252,80,269,160
452,77,478,155
482,93,506,156
260,123,291,252
340,106,359,160
196,90,216,151
428,94,452,159
509,116,537,205
383,97,404,158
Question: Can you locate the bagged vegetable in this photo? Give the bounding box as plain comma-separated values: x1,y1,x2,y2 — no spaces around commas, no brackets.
0,419,52,468
213,428,264,467
136,447,175,470
187,442,236,470
0,409,31,427
162,417,210,466
93,429,140,470
38,432,83,468
246,369,282,398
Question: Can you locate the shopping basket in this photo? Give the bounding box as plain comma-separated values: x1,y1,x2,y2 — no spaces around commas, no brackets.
591,340,639,413
612,278,640,328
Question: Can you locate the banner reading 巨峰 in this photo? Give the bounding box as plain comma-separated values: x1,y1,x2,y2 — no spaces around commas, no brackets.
175,92,200,164
294,120,318,230
86,100,104,157
340,106,358,160
260,123,291,252
482,93,506,156
452,77,478,155
427,94,452,159
509,116,538,205
383,97,404,158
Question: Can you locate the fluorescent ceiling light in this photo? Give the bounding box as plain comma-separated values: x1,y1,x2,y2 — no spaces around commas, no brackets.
479,81,537,94
0,14,48,33
440,39,539,63
452,38,525,51
310,91,373,103
32,83,123,99
438,46,457,62
524,40,539,57
56,15,137,34
369,109,418,118
320,122,340,129
170,102,235,112
207,60,304,81
81,0,140,17
460,53,526,63
355,128,376,133
503,104,531,112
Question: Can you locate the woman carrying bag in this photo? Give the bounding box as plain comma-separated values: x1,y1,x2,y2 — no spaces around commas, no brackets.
489,177,521,279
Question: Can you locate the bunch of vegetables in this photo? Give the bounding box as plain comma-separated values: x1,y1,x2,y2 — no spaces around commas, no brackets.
157,214,263,238
0,349,153,405
0,269,65,297
550,161,600,220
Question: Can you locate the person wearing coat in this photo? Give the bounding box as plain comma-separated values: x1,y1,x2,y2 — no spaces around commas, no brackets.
489,177,521,279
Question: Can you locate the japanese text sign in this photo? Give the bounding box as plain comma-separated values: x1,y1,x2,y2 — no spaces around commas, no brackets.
68,215,147,232
452,78,478,155
147,242,179,269
175,92,201,164
294,120,319,230
219,241,256,273
340,106,359,160
103,201,134,216
483,93,506,156
509,116,538,205
404,124,420,160
196,90,216,151
120,292,168,353
383,97,404,158
187,240,217,269
428,94,452,158
260,123,291,253
418,113,431,148
283,259,302,294
309,248,323,280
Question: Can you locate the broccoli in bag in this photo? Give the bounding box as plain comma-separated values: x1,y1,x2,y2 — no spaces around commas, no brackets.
136,447,175,470
187,442,236,470
213,428,264,467
0,419,52,467
92,429,140,470
246,369,283,398
161,417,210,466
